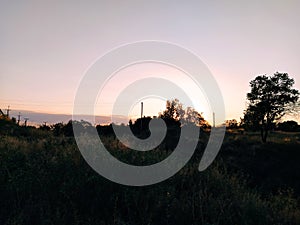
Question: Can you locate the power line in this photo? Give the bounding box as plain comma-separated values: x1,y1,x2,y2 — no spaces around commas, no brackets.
140,102,143,131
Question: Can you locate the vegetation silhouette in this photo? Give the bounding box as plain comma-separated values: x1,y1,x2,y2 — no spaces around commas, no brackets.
276,120,299,132
242,72,299,142
1,75,300,224
1,113,300,224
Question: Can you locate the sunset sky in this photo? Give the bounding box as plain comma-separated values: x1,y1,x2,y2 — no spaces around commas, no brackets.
1,1,300,124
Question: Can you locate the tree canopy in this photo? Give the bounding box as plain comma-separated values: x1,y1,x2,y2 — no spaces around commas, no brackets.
243,72,299,142
159,99,209,128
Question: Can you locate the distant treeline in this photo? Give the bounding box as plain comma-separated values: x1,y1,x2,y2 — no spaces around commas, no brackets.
1,114,299,141
226,119,300,132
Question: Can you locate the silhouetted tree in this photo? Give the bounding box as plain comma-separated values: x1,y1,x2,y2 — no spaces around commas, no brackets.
241,108,260,131
183,106,206,126
61,120,74,136
226,119,238,129
159,99,184,122
96,124,114,137
39,124,51,131
159,99,207,128
51,122,64,136
128,119,133,127
130,116,152,138
243,72,299,142
60,120,93,137
277,120,299,132
11,117,16,124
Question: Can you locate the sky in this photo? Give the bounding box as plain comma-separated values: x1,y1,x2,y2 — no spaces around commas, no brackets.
1,0,300,124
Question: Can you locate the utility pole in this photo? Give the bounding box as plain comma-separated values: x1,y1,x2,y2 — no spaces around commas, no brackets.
43,121,47,126
140,102,143,131
141,102,143,119
17,112,21,125
213,112,215,128
24,118,29,127
6,105,11,117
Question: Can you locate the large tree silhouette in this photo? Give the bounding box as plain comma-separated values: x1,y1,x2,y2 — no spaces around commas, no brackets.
243,72,299,142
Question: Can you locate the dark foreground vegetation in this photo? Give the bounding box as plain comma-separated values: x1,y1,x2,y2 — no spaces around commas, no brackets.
1,117,300,225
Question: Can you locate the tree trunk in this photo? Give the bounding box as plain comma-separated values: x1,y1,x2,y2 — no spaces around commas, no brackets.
260,127,264,142
260,122,268,143
262,128,268,143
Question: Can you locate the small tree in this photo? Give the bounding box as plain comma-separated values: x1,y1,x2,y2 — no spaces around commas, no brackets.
277,120,299,132
159,99,184,121
184,106,205,126
159,99,208,127
225,119,238,129
243,72,299,142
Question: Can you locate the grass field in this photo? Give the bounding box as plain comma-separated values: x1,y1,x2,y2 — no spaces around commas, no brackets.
1,120,300,225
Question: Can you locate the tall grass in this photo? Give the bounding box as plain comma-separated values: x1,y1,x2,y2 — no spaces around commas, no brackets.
1,127,300,225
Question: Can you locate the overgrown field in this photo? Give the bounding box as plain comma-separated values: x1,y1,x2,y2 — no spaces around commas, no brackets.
1,122,300,225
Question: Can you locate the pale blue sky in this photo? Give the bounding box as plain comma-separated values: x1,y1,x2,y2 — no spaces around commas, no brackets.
1,0,300,123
